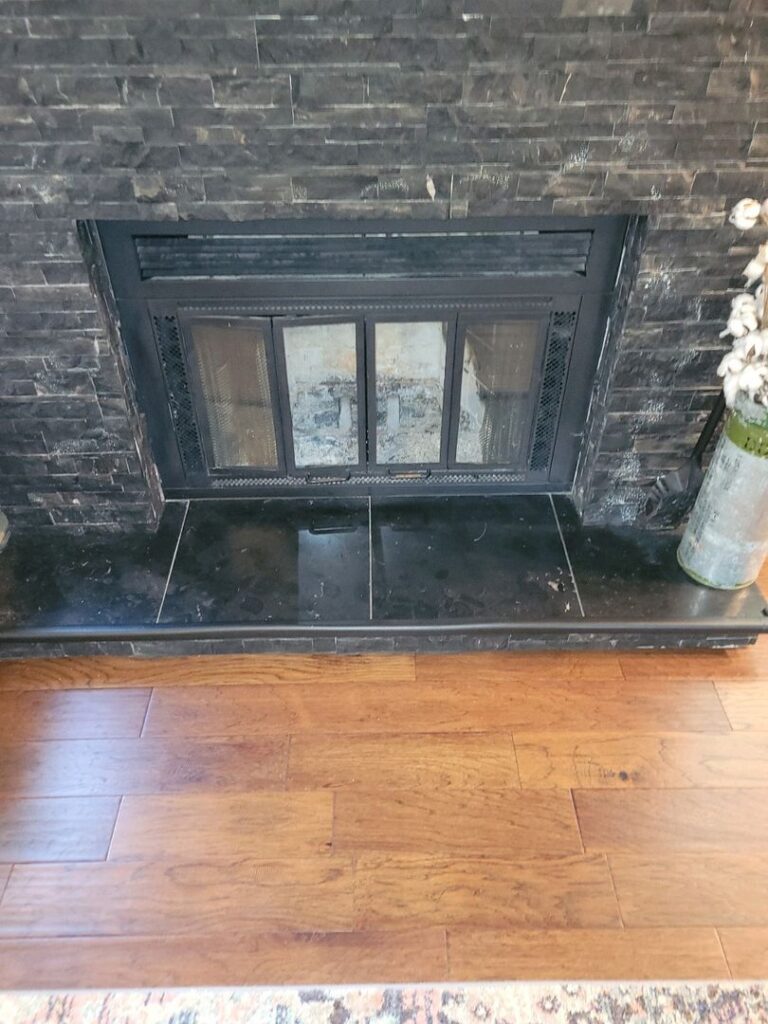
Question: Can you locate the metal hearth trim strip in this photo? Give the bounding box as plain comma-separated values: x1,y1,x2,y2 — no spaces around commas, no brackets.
0,618,765,643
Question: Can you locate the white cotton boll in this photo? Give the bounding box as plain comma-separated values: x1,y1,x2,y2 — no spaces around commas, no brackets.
718,352,746,377
723,374,742,407
730,198,763,230
733,334,753,357
732,292,758,312
740,310,759,333
743,255,767,287
743,332,766,357
757,284,765,312
724,314,751,338
761,198,768,226
738,363,766,399
733,336,763,362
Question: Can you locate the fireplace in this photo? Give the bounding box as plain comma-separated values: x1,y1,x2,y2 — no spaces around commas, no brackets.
96,216,627,498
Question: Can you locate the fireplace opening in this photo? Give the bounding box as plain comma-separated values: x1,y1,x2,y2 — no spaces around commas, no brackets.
94,216,629,498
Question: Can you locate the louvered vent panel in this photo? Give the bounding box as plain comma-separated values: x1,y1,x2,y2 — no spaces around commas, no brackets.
134,231,593,280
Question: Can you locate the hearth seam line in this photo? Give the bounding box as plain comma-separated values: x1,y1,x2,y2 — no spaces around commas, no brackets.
156,499,189,624
549,494,585,619
368,496,373,621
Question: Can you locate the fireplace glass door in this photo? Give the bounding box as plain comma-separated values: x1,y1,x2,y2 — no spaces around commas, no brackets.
187,317,281,472
453,317,546,471
176,309,564,485
370,320,450,467
277,318,363,472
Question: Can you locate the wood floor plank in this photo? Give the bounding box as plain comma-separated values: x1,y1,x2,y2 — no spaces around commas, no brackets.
516,732,768,789
620,643,768,682
0,929,450,991
108,793,334,861
0,689,150,741
0,796,119,863
715,682,768,731
575,789,768,852
609,854,768,927
0,858,356,936
0,654,416,691
0,928,449,988
0,927,448,988
288,733,519,791
334,789,582,857
0,737,288,797
718,928,768,978
0,867,10,901
144,677,730,738
354,854,621,929
447,927,729,980
416,652,623,683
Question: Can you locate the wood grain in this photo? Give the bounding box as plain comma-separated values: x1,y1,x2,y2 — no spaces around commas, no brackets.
0,689,150,741
0,858,356,936
714,681,768,731
718,928,768,979
516,732,768,789
1,644,766,983
609,854,768,927
288,733,519,790
0,928,449,988
144,677,730,738
620,645,768,681
575,789,768,852
0,654,416,691
416,652,623,683
447,927,729,980
354,854,621,929
0,737,288,797
334,789,582,857
108,793,334,861
0,796,119,863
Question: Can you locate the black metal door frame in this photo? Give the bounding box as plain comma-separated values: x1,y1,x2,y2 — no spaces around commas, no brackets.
95,215,629,498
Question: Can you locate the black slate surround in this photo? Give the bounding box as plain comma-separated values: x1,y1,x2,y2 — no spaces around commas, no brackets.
1,2,768,655
0,1,767,533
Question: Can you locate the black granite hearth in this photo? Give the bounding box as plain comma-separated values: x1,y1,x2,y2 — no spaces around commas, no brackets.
0,495,765,658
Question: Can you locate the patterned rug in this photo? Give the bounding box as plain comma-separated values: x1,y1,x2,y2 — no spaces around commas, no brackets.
1,983,768,1024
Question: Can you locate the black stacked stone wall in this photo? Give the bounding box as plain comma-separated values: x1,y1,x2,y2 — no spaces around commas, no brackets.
0,0,766,529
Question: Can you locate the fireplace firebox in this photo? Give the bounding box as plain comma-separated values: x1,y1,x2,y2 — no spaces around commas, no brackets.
96,216,628,498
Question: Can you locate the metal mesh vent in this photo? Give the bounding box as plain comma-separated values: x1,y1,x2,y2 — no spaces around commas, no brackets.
212,471,527,489
151,314,205,473
529,309,578,473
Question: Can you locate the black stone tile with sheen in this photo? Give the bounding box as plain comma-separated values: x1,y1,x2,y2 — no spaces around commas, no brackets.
0,503,185,628
371,494,580,622
159,498,370,625
553,495,767,622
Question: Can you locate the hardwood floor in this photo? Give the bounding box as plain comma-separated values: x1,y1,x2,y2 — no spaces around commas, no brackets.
1,635,768,984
